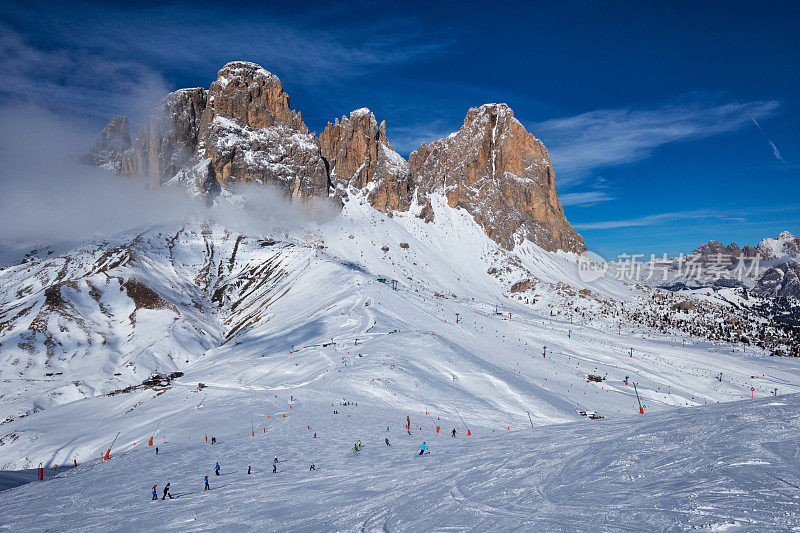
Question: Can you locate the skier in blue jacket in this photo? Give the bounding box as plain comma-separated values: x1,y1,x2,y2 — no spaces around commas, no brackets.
214,462,220,476
152,484,158,500
419,442,428,455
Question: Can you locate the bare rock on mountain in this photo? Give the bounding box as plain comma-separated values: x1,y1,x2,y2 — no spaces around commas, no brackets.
757,231,800,260
199,62,329,199
693,240,743,257
81,116,131,173
318,108,413,211
112,62,328,199
408,104,585,253
121,87,208,189
204,61,308,133
753,260,800,298
86,65,585,252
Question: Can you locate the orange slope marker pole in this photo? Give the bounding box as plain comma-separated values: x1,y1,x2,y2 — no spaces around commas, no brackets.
104,431,121,461
148,421,161,447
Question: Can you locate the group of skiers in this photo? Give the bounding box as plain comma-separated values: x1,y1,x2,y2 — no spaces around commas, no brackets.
150,421,452,499
152,483,172,500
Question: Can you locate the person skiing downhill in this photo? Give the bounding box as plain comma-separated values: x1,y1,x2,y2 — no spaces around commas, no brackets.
247,465,251,475
162,483,173,500
214,462,220,476
385,437,390,446
274,454,278,463
419,442,428,455
452,428,457,438
272,464,277,473
204,476,210,491
152,484,158,500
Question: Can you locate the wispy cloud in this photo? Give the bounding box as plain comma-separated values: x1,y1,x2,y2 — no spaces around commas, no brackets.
1,5,455,131
0,24,168,128
534,100,781,185
575,209,728,230
559,191,615,207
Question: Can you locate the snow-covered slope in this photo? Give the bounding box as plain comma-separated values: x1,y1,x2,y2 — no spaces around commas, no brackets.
2,194,799,477
2,391,799,531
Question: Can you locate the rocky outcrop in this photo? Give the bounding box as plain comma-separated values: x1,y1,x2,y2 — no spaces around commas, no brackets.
407,104,585,252
318,108,413,212
694,240,741,257
87,64,585,253
116,62,328,198
200,62,329,199
754,260,800,298
121,88,207,189
82,116,131,173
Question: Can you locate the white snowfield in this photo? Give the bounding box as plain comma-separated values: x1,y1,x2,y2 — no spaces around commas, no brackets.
1,193,800,530
1,396,799,531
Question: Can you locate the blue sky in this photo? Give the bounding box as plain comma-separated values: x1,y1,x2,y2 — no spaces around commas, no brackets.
1,0,798,258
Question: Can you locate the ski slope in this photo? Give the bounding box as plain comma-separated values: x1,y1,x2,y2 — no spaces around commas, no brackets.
2,394,799,531
2,193,800,529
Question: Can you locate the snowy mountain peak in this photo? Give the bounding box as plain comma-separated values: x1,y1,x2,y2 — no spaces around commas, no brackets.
216,61,279,84
465,102,513,123
757,231,800,260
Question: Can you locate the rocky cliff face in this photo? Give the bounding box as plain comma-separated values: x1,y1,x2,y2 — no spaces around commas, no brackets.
754,261,800,298
693,240,755,258
88,62,584,253
121,87,207,189
408,104,585,252
81,116,131,173
318,108,413,212
116,62,328,198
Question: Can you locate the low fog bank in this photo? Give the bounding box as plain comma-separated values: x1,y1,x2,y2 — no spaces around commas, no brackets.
0,104,339,266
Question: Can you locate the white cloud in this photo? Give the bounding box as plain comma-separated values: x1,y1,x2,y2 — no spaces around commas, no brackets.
575,209,725,230
533,100,781,185
559,191,615,207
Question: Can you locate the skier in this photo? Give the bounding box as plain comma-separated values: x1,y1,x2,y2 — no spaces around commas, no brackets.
274,454,278,463
211,436,216,445
214,462,220,476
247,465,251,475
419,442,428,455
272,464,277,473
204,476,210,491
385,437,390,446
452,428,457,438
162,483,173,500
314,432,317,438
309,463,315,471
152,484,158,500
357,440,362,449
155,446,159,455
